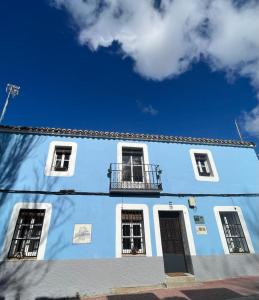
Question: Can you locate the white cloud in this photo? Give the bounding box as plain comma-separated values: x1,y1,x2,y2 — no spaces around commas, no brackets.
136,100,158,116
243,103,259,138
53,0,259,137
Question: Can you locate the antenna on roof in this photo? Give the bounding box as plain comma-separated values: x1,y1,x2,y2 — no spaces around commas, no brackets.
234,119,243,142
0,83,20,124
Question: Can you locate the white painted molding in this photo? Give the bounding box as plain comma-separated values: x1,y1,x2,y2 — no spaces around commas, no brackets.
1,202,52,260
115,203,152,258
153,204,196,256
214,206,255,255
117,142,150,184
45,141,77,177
189,149,219,182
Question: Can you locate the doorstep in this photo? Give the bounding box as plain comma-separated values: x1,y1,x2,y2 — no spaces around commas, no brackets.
165,272,201,288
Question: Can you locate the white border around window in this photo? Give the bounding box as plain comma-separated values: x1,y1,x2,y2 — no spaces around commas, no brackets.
117,142,150,184
45,141,77,177
214,206,255,255
115,203,152,258
1,202,52,261
189,149,219,182
153,204,196,256
117,142,149,164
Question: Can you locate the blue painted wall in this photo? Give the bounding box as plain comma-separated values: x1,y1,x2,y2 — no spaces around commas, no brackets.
0,132,258,260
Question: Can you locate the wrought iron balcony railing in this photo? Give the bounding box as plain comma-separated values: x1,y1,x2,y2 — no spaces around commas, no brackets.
108,163,162,193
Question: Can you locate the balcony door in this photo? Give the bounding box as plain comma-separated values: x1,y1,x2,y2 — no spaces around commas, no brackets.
122,148,145,184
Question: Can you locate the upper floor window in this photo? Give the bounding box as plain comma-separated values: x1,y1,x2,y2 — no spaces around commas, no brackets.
8,209,45,259
190,149,219,182
109,142,162,193
122,147,144,183
52,146,72,172
45,141,77,176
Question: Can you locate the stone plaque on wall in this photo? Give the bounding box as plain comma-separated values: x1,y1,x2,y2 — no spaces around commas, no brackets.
73,224,92,244
196,225,208,235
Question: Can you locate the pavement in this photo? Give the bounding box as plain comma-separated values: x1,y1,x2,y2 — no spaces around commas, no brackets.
82,276,259,300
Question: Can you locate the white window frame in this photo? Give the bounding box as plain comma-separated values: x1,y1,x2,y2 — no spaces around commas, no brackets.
190,149,219,182
117,142,150,185
153,204,196,257
1,202,52,260
214,206,255,255
121,212,145,255
115,203,152,258
45,141,77,177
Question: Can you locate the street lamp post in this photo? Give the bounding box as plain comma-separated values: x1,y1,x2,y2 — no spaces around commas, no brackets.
0,83,20,124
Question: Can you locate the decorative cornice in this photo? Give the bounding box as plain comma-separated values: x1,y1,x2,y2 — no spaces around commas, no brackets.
0,125,255,147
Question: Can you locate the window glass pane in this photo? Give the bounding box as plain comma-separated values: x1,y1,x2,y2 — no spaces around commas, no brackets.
122,238,131,250
122,225,130,236
133,224,141,236
56,153,62,160
122,166,131,181
63,160,69,171
132,155,142,165
122,155,131,164
133,166,143,182
133,238,142,250
64,153,71,160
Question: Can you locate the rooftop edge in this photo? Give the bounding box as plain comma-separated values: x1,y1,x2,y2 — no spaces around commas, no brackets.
0,125,255,148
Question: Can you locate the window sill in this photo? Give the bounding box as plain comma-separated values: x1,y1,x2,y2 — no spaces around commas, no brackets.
121,254,147,257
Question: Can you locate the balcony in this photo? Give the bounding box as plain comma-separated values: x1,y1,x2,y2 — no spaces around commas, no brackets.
108,163,162,194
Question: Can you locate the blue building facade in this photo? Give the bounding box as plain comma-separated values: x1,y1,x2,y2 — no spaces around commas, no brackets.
0,125,258,299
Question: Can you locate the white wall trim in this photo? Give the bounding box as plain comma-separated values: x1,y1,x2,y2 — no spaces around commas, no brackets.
189,149,219,182
153,204,196,256
214,206,255,255
115,203,152,258
117,142,149,165
117,142,150,186
1,202,52,260
45,141,77,177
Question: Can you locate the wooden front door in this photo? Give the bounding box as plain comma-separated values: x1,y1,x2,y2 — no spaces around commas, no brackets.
159,211,187,273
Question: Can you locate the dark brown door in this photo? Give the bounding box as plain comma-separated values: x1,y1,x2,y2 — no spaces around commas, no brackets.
159,211,187,273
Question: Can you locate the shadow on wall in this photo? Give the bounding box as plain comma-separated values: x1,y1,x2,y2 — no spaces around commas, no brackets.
0,133,75,298
36,296,80,300
104,288,246,300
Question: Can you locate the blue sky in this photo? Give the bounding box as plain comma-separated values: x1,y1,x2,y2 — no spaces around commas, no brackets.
0,0,258,147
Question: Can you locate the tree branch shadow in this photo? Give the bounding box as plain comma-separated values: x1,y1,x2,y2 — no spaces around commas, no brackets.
0,133,75,299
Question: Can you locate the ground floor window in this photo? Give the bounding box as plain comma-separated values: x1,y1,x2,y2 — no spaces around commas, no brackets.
121,210,146,255
220,211,249,254
214,206,254,255
8,209,46,259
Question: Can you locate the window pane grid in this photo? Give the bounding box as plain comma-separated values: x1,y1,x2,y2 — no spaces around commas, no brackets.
194,153,212,177
220,212,249,254
52,146,72,172
121,210,146,255
8,209,45,259
122,148,144,183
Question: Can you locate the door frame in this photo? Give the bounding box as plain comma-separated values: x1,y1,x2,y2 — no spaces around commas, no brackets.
153,205,196,257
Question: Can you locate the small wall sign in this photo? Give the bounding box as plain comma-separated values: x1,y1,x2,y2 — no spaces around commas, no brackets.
196,225,208,235
73,224,92,244
194,215,205,225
